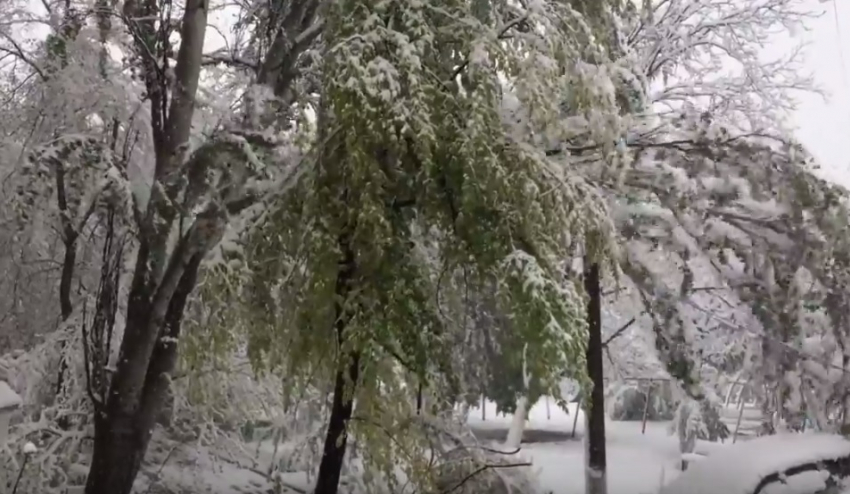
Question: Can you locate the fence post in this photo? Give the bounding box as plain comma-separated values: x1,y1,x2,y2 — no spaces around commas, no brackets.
571,397,582,438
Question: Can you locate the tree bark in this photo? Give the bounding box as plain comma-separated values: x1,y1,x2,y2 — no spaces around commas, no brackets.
314,354,361,494
140,253,203,431
85,254,202,494
314,227,359,494
85,411,145,494
83,0,209,489
54,234,76,401
504,343,530,450
82,0,323,490
505,396,529,450
54,159,78,399
752,457,850,494
584,260,607,494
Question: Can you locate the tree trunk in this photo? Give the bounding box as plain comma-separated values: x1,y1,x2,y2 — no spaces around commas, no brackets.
584,260,607,494
80,0,322,490
54,162,78,399
314,227,359,494
54,232,77,424
314,354,361,494
140,254,203,432
505,396,529,450
504,343,530,450
83,0,209,490
85,256,202,494
85,411,145,494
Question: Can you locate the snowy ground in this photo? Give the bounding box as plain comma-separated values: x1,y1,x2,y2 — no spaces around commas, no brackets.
142,398,759,494
467,399,686,494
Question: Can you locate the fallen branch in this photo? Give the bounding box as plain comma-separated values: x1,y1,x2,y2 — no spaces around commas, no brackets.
753,457,850,494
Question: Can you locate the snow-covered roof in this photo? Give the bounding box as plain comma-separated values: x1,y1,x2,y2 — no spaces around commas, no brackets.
660,433,850,494
0,380,21,411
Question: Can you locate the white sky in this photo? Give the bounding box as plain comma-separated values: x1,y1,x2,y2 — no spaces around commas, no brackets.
781,0,850,186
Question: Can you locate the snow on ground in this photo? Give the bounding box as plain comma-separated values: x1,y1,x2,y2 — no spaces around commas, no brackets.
143,398,754,494
135,442,275,494
658,432,850,494
468,398,691,494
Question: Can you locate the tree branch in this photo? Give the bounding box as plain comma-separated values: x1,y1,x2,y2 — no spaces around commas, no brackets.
602,317,636,348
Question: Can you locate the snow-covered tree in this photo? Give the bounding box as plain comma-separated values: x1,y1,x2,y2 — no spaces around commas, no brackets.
541,0,831,441
606,111,850,435
206,1,636,493
0,0,320,491
627,0,819,134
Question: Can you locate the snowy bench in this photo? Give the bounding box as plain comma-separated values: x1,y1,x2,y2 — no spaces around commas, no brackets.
0,380,22,445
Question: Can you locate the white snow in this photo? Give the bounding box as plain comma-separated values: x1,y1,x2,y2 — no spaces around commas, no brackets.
134,398,850,494
468,399,684,494
681,452,707,463
465,399,850,494
22,441,38,454
659,432,850,494
762,470,831,494
0,380,21,410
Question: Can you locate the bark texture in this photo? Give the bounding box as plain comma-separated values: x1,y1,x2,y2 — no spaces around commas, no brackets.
584,260,607,494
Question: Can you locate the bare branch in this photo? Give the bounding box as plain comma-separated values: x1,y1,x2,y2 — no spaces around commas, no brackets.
602,317,636,348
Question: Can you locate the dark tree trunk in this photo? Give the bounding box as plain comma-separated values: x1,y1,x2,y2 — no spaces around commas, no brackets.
55,235,76,417
58,238,76,321
85,411,145,494
55,162,77,399
80,0,320,489
314,228,359,494
84,254,203,494
139,253,203,433
584,260,607,494
314,353,361,494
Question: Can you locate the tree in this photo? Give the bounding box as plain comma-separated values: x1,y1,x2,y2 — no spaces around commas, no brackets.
225,1,632,493
77,0,323,491
608,114,850,434
584,258,607,494
541,0,830,438
627,0,819,135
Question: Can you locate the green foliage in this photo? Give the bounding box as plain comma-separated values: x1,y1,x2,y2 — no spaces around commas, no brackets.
196,0,629,489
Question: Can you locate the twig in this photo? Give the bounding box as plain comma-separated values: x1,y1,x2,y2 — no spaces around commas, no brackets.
11,453,29,494
142,442,181,494
602,317,636,347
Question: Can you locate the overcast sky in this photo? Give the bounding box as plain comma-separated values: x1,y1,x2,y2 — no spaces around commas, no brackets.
784,0,850,186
